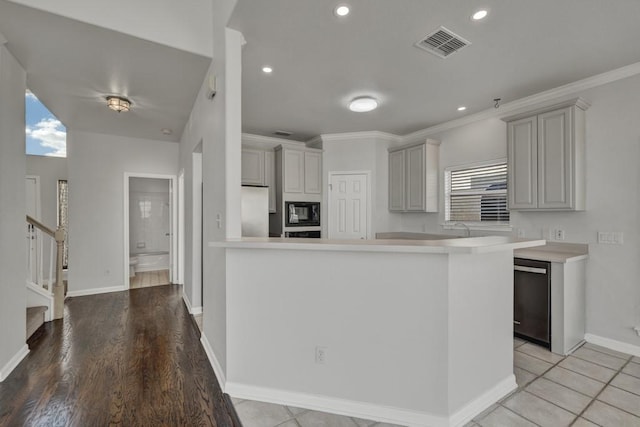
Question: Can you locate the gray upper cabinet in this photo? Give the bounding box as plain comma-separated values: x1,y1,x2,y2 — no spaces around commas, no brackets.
303,151,322,194
241,149,265,186
276,145,323,198
388,139,440,212
388,150,406,211
505,98,589,211
242,148,276,213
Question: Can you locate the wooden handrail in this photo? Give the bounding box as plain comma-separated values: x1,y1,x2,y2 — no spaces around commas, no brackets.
26,215,55,238
26,214,66,320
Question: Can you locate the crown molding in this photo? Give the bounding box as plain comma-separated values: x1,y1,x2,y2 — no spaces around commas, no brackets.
402,61,640,142
308,131,403,147
241,133,305,149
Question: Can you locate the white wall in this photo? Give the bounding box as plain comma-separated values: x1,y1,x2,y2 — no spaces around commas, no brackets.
397,75,640,349
0,45,28,379
9,0,213,57
67,131,178,293
26,155,67,228
321,133,401,237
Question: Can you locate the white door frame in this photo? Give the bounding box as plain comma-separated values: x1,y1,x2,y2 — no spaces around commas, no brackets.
327,171,372,239
177,170,185,286
123,172,178,289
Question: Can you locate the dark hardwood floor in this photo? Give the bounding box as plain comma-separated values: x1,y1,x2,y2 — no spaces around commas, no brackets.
0,285,237,427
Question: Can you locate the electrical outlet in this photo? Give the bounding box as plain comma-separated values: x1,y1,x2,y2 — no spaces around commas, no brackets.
554,229,565,241
598,231,624,245
516,228,525,238
315,346,327,364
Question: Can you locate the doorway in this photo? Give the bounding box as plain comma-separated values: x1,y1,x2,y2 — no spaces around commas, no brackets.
328,171,371,240
124,173,177,289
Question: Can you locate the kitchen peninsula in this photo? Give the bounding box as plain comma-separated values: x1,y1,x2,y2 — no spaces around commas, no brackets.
209,236,544,426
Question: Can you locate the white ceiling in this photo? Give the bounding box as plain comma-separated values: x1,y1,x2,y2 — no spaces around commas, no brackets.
230,0,640,141
0,0,212,142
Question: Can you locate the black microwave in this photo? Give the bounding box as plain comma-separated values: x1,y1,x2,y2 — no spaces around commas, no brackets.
285,201,320,227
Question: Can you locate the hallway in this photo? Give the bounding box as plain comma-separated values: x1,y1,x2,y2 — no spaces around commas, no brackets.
0,285,236,426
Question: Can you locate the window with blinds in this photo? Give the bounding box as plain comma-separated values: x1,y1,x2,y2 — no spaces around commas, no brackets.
445,161,509,224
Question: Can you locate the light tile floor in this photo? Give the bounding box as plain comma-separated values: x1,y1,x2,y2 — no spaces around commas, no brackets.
232,339,640,427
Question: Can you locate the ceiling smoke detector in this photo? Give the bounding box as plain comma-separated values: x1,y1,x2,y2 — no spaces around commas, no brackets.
415,27,471,58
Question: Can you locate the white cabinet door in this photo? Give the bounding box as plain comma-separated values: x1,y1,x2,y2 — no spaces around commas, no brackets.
538,107,572,209
406,144,426,211
388,150,406,211
304,151,322,194
508,116,538,209
242,149,265,186
283,149,304,193
264,150,276,213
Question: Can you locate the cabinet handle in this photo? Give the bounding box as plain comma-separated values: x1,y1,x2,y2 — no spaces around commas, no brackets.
514,320,521,325
514,265,547,274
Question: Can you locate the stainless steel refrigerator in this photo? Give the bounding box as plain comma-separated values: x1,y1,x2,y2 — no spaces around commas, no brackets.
241,186,269,237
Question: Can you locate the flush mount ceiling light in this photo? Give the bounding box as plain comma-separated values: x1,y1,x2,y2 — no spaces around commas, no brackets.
457,106,467,111
471,9,489,20
161,128,173,135
335,4,350,17
262,66,273,73
349,96,378,112
106,96,131,112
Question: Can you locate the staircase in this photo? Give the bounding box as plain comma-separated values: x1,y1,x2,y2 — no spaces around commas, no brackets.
26,215,66,335
27,306,47,339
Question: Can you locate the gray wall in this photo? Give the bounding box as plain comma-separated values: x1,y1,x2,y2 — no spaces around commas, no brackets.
26,155,68,229
67,130,178,293
0,45,27,378
400,75,640,348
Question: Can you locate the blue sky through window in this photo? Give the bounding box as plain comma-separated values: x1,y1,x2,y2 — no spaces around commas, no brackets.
26,91,67,157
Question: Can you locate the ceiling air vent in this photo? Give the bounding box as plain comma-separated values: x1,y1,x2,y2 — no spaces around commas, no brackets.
415,27,470,58
274,130,293,137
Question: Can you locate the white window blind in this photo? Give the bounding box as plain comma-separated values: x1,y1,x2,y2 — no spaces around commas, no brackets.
445,161,509,224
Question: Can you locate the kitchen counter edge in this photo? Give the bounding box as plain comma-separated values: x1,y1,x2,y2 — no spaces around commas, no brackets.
208,237,546,255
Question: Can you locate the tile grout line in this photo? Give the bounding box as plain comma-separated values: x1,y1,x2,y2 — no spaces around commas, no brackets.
571,357,637,425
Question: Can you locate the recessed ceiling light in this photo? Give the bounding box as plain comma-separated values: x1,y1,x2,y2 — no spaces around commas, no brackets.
457,106,467,111
262,66,273,73
349,96,378,112
335,4,350,17
472,9,488,20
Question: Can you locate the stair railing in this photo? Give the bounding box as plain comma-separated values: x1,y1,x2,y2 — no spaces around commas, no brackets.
26,215,66,320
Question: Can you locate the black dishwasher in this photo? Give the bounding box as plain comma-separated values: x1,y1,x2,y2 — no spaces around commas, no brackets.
514,258,551,348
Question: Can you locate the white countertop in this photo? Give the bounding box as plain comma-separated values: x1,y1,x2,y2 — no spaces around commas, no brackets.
514,242,589,263
209,236,545,254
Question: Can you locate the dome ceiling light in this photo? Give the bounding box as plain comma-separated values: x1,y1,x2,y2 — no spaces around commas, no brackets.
106,96,131,113
349,96,378,112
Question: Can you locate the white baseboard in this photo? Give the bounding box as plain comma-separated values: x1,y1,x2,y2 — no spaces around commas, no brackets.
181,292,203,315
449,375,517,427
182,292,193,313
226,377,514,427
201,333,226,392
0,344,29,382
66,285,127,298
585,333,640,357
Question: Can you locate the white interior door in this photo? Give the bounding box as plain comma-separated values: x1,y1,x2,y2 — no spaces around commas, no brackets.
329,173,369,240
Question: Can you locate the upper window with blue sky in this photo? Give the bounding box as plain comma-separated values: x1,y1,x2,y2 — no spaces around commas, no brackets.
26,90,66,157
